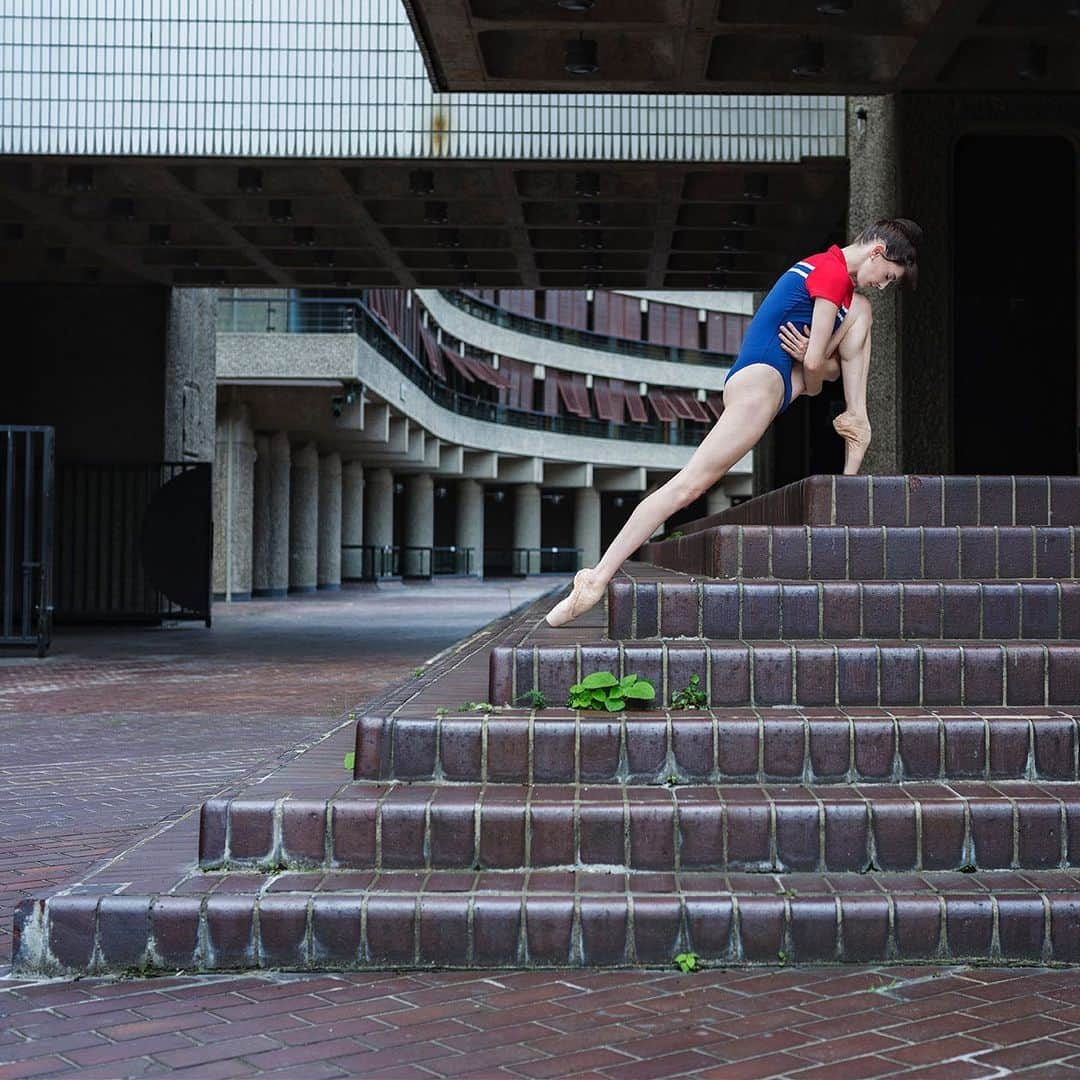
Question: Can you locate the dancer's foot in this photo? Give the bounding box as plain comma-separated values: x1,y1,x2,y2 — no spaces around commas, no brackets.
545,568,606,628
833,411,872,475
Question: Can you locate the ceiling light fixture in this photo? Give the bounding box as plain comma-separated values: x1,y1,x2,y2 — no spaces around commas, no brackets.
149,223,172,246
237,166,262,193
577,203,601,224
269,198,293,224
719,231,745,253
557,0,595,10
109,196,137,222
792,37,825,76
816,0,852,13
409,169,435,196
436,228,462,248
578,231,604,249
424,200,449,224
743,173,769,200
292,226,316,246
1018,41,1048,79
575,172,600,198
67,165,94,192
730,205,756,227
564,34,599,75
707,271,728,290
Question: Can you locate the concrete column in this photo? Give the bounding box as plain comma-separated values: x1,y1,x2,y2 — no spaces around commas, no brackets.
342,461,365,582
264,432,291,596
364,467,395,578
252,434,271,595
513,483,542,575
456,478,484,577
212,401,255,601
574,487,601,570
403,473,434,578
289,442,319,592
317,451,342,590
164,288,215,463
848,95,901,475
707,487,731,517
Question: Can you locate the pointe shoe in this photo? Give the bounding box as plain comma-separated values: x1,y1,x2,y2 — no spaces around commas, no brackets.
833,411,872,475
545,568,606,628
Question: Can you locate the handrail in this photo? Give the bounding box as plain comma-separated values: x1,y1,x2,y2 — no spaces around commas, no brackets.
216,297,710,447
436,290,736,368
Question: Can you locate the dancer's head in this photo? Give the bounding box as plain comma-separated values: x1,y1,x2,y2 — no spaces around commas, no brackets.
852,218,923,291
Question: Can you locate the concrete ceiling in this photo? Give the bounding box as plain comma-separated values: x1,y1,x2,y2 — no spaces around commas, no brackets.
402,0,1080,94
0,156,847,291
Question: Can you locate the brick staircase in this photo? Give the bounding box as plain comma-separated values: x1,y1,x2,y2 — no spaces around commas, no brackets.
14,475,1080,973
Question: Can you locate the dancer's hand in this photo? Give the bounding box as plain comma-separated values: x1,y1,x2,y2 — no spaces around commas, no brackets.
778,322,811,361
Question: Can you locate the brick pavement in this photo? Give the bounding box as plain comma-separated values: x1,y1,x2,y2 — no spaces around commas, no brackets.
4,578,1080,1077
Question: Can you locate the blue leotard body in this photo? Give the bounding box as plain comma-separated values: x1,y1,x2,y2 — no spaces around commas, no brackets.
724,248,853,413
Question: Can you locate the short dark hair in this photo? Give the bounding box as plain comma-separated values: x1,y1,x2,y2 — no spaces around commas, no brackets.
855,218,923,291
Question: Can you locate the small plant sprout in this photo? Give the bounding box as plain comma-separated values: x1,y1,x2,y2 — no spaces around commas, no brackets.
434,706,449,718
516,689,548,710
674,951,700,973
343,751,355,772
670,673,707,710
667,530,684,541
413,666,426,678
567,671,655,712
665,774,680,787
458,701,494,713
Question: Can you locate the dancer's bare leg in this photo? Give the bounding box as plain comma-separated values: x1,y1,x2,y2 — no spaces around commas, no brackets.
545,366,784,627
830,294,873,475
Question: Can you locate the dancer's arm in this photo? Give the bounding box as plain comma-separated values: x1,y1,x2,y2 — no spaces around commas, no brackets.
798,296,839,397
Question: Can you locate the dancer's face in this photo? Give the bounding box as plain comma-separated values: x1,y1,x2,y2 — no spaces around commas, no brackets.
857,243,905,291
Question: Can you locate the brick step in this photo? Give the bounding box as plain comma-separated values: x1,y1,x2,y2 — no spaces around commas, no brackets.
675,475,1080,531
354,709,1080,785
490,641,1080,710
608,579,1080,640
17,868,1080,974
641,525,1080,580
200,782,1080,874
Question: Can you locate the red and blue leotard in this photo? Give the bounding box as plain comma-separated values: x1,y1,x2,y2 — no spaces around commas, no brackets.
723,243,855,413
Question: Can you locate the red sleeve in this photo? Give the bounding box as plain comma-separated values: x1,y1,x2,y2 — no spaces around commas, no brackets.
804,260,849,307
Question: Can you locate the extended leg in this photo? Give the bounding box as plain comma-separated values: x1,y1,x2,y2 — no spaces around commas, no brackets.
546,366,784,627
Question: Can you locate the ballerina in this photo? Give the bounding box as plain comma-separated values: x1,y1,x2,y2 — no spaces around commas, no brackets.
545,217,923,628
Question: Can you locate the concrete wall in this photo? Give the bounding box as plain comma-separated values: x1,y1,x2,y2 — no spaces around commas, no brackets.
164,288,217,463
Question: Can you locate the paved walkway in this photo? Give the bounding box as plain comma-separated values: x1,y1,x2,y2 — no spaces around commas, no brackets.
3,580,1080,1078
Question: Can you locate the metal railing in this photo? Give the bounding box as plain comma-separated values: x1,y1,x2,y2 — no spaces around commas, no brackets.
54,462,212,625
216,296,708,447
439,291,735,368
343,544,476,581
485,547,582,577
1,426,54,656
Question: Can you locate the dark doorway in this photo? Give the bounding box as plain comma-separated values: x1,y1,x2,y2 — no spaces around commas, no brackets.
953,135,1077,475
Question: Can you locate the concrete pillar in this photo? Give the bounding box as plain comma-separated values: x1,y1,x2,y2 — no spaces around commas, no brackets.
289,442,319,592
456,478,484,577
848,95,901,475
342,461,365,582
403,473,434,577
317,451,342,590
212,401,255,601
164,288,215,463
574,487,601,570
513,483,542,575
252,434,271,595
364,467,395,578
264,432,291,596
707,487,731,517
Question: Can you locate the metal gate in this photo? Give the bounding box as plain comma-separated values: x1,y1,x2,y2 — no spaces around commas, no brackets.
1,426,55,656
54,462,212,625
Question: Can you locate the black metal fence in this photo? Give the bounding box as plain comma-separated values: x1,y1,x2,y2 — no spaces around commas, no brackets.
54,462,212,625
1,426,54,656
344,544,475,581
485,547,582,577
